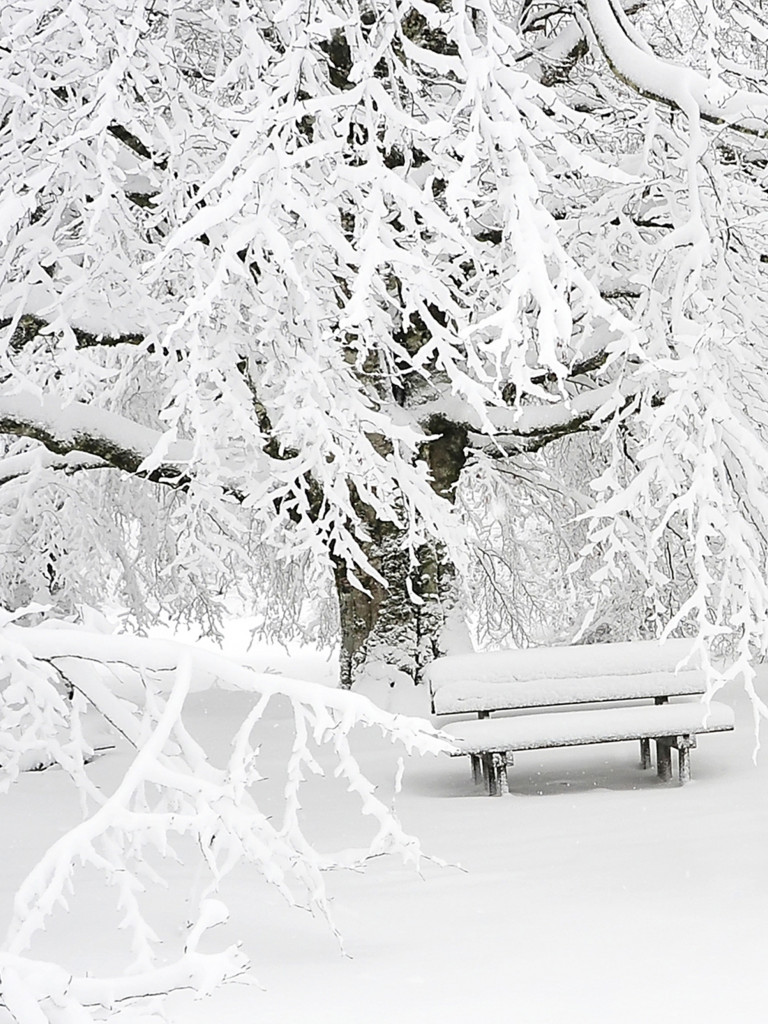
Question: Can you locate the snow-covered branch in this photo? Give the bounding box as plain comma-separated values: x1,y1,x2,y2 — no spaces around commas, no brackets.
517,0,645,85
1,314,145,352
414,376,645,456
0,395,187,484
0,448,108,486
0,617,453,1018
0,946,250,1022
580,0,768,136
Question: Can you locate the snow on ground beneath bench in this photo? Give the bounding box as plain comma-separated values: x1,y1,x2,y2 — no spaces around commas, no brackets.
1,628,767,1024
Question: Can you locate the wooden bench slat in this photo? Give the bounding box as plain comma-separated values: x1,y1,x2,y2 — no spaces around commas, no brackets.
440,701,734,755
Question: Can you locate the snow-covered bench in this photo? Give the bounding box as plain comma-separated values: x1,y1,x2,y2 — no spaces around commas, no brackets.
425,639,735,795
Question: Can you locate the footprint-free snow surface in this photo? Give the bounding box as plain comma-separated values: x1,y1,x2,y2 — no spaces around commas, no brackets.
1,630,765,1024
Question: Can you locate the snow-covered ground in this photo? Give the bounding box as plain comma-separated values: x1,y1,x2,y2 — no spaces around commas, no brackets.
2,631,767,1024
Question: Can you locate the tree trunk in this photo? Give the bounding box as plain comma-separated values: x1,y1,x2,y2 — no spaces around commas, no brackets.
334,416,470,688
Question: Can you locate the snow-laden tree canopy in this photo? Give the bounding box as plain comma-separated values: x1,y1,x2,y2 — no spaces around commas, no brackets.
2,0,768,686
3,0,768,1017
1,0,767,668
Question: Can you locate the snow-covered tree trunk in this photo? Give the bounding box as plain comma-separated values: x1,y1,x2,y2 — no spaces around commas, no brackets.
334,530,460,688
335,415,470,688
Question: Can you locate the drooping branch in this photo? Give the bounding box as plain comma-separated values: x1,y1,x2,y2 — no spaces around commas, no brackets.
0,619,452,1017
579,0,768,137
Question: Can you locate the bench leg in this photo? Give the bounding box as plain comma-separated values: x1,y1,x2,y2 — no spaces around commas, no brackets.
481,753,492,793
497,751,513,796
677,735,696,784
491,752,504,797
656,738,673,782
470,754,483,786
487,751,510,796
505,750,514,787
640,738,652,770
481,751,511,796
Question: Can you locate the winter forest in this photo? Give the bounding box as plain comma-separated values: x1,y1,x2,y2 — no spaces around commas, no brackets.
2,0,768,1020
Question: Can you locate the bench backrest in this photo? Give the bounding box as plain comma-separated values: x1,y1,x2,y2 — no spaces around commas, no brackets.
426,638,705,716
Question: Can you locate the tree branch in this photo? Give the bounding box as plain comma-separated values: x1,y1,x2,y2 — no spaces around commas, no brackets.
0,449,109,486
0,395,188,486
0,347,642,499
474,382,643,455
106,123,168,171
415,377,645,456
579,0,768,137
1,314,145,352
516,0,644,86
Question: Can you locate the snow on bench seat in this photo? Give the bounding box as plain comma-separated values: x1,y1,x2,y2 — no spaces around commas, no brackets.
440,701,734,753
440,701,735,795
432,670,706,715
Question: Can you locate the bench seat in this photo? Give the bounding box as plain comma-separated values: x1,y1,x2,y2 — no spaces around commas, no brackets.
441,701,734,794
441,701,734,752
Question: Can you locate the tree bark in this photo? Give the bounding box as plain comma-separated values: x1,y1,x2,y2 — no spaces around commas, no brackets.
334,416,471,689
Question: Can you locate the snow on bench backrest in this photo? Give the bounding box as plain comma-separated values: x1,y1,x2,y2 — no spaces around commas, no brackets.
426,638,702,690
431,671,707,715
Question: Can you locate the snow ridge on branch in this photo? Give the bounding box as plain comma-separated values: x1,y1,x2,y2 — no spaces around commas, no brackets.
0,394,188,485
580,0,768,136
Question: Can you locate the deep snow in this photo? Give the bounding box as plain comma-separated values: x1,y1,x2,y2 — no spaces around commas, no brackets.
1,627,767,1024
